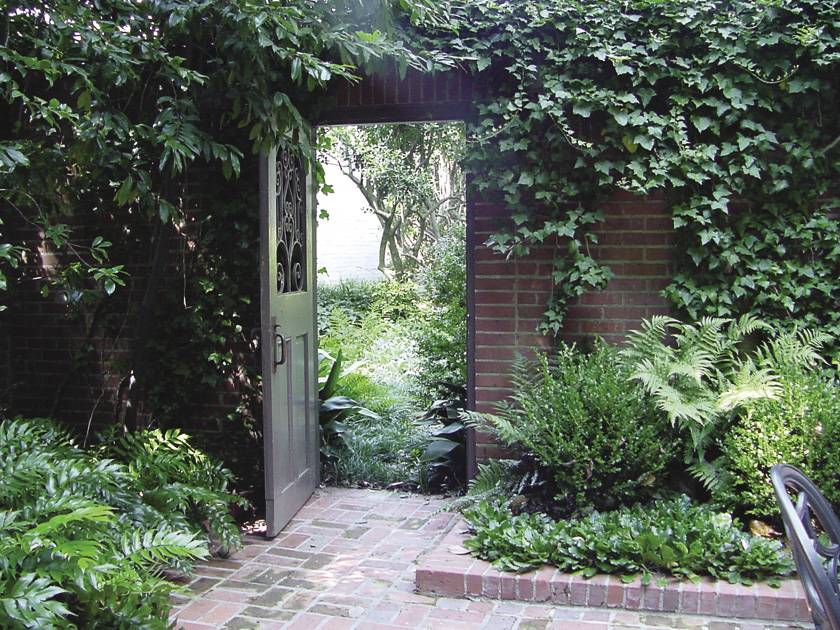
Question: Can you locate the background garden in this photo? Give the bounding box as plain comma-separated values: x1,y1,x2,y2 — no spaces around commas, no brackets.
2,0,840,627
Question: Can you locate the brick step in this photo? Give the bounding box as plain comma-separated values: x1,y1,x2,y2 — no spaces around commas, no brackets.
415,516,812,625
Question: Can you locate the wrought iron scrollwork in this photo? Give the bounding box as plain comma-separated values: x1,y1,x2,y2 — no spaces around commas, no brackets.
275,146,307,294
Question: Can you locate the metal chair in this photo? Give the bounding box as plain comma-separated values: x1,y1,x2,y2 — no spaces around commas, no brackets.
771,463,840,630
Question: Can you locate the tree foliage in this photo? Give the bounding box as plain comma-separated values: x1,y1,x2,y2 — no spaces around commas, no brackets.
0,0,451,428
416,0,840,346
321,123,465,279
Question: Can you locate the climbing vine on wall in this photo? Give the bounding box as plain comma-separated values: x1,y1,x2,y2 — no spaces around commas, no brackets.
417,0,840,352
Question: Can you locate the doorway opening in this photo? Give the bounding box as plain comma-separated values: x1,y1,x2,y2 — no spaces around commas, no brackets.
315,121,468,494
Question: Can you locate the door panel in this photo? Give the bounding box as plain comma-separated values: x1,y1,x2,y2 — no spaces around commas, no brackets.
260,139,318,538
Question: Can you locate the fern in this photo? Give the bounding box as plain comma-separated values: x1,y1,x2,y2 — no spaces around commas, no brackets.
716,360,781,412
96,427,248,552
686,456,733,495
463,408,536,457
621,316,780,442
119,529,208,569
0,575,70,629
755,327,830,374
622,317,834,500
441,459,523,513
0,416,223,630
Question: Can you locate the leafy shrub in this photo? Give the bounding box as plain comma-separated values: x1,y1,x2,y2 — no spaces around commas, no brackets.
463,496,793,585
372,278,421,322
475,342,678,514
413,224,467,398
621,317,830,496
0,417,240,629
94,427,247,553
318,349,377,460
418,390,468,492
320,308,422,397
318,349,433,488
722,368,840,517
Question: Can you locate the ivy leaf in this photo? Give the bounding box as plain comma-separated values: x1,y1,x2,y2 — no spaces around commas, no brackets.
518,172,534,186
691,116,712,133
611,109,630,126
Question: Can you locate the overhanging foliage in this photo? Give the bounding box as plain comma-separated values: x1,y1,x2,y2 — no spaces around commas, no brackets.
0,0,452,427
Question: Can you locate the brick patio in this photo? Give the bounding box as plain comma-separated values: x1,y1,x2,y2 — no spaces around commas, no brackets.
169,487,812,630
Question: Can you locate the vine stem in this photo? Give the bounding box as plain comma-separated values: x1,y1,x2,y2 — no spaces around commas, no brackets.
821,132,840,153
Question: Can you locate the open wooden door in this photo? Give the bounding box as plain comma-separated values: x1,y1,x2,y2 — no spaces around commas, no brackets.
260,137,319,538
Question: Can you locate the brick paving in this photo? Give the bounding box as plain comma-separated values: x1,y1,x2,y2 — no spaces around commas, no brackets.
170,487,811,630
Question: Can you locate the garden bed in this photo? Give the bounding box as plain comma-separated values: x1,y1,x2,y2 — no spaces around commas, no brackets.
415,516,812,625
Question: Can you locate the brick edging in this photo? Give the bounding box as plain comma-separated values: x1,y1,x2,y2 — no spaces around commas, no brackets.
415,516,812,623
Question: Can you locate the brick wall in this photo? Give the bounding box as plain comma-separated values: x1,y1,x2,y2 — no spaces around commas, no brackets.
562,191,674,345
2,209,142,428
1,176,259,437
469,191,674,461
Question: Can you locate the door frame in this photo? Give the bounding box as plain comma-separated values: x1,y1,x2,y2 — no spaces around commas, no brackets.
316,107,475,478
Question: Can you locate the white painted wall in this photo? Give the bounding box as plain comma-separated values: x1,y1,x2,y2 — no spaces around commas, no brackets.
316,162,384,283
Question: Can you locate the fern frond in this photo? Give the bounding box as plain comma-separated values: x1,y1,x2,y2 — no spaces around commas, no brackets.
119,529,208,570
0,574,71,628
717,361,781,412
756,327,829,372
653,385,717,427
462,409,535,453
628,357,670,392
686,456,732,493
729,313,771,340
440,460,522,513
666,351,716,386
676,318,734,374
620,316,680,365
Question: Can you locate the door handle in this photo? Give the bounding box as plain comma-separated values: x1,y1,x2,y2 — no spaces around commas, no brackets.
274,325,289,369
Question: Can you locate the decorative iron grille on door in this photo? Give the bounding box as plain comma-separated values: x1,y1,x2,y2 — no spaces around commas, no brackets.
275,146,307,294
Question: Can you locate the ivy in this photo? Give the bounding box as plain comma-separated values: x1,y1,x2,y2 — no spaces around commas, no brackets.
416,0,840,343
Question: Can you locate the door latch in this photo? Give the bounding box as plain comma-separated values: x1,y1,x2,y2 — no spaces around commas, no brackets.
273,325,289,369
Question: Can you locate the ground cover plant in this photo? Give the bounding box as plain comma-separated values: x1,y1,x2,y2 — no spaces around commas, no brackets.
460,319,837,584
317,262,466,491
0,416,243,629
463,496,792,585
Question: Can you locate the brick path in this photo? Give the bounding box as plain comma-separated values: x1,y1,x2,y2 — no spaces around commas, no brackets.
169,487,811,630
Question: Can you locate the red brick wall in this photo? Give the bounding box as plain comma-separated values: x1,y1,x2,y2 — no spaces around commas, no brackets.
562,192,674,345
470,191,674,461
330,66,473,110
1,178,257,436
2,210,140,428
